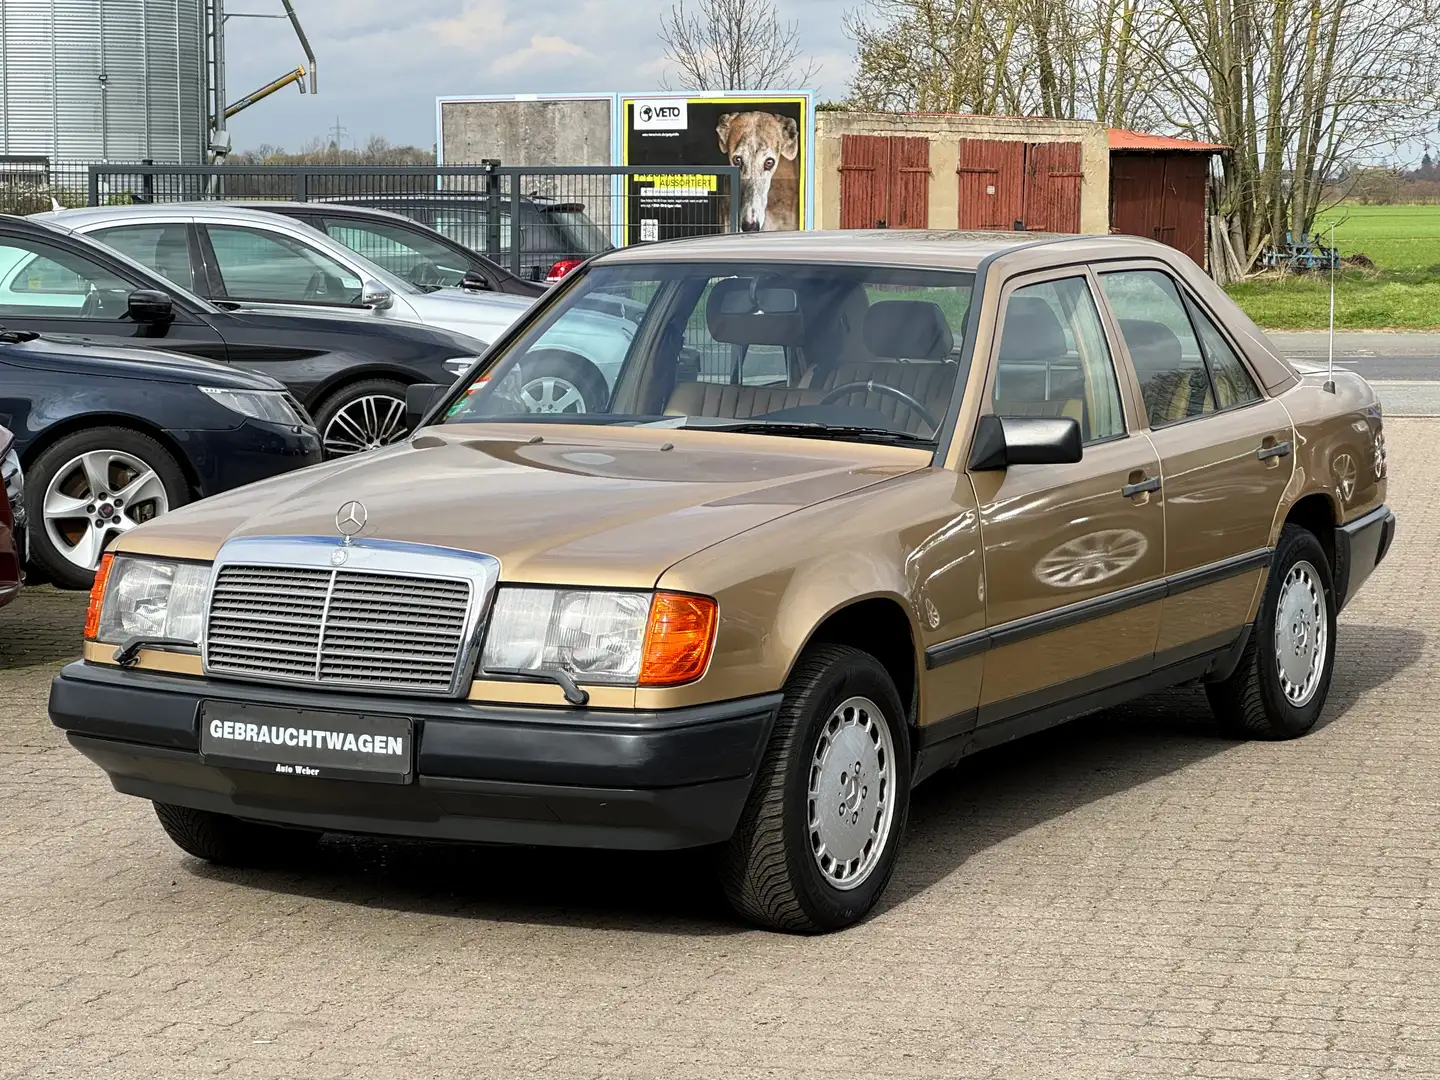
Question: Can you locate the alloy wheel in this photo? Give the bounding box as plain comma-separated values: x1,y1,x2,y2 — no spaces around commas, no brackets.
42,449,169,571
806,695,897,891
323,394,408,457
518,375,587,414
1274,559,1329,707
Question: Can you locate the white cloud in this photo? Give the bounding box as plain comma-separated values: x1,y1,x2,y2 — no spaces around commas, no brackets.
491,34,594,75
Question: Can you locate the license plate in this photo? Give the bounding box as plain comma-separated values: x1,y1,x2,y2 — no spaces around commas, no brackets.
199,701,413,785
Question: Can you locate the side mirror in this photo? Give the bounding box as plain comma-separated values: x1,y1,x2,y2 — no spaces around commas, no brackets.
127,289,173,324
968,414,1083,471
460,270,489,292
405,383,445,430
361,281,394,310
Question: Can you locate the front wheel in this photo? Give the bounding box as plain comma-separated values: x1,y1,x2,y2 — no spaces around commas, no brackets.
153,803,321,866
313,378,410,458
720,644,912,933
514,350,608,414
1206,524,1338,739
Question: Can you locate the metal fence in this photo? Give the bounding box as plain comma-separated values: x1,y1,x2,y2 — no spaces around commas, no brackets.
0,160,741,283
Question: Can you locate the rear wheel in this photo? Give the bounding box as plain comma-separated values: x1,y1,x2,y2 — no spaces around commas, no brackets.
720,644,912,933
1206,524,1337,739
153,802,321,866
25,427,188,589
313,378,410,458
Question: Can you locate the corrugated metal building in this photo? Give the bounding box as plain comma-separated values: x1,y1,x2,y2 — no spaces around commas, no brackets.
0,0,208,163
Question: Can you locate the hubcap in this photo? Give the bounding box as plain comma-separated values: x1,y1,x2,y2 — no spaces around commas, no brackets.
807,695,896,891
323,394,408,457
1274,559,1328,707
518,376,587,414
43,449,168,571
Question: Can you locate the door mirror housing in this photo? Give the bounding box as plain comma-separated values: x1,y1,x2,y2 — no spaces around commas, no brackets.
968,414,1083,471
361,281,394,310
405,383,446,430
126,289,174,324
460,270,489,292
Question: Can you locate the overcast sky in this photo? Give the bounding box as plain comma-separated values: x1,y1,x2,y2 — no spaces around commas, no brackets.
222,0,856,152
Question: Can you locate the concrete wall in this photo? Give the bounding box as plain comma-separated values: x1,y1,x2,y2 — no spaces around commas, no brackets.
815,111,1110,234
439,98,613,166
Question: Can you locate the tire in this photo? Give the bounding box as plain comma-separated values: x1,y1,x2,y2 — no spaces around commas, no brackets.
1206,524,1338,739
153,802,321,866
313,378,410,459
514,350,608,414
720,644,912,933
25,427,189,590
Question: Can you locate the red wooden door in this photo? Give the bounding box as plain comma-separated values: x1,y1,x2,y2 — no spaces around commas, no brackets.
1160,154,1210,266
1110,153,1167,242
1023,142,1083,233
957,139,1025,229
840,134,931,229
840,134,891,229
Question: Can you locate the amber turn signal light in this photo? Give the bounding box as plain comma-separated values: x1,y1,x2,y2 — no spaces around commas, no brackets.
639,592,718,687
84,553,115,641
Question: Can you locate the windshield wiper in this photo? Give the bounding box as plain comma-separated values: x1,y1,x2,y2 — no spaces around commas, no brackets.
0,328,40,344
653,418,935,447
483,666,590,706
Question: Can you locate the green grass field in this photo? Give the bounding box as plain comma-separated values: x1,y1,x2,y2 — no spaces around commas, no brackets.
1225,204,1440,330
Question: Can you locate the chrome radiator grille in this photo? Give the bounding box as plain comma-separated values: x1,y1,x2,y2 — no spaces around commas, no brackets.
205,564,473,694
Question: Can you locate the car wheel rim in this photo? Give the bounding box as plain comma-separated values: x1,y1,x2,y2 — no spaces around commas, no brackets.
518,376,587,414
1274,559,1328,707
42,449,169,571
324,394,408,457
807,695,896,891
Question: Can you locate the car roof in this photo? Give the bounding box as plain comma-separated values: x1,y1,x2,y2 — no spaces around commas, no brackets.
229,201,425,225
35,202,311,228
595,229,1176,271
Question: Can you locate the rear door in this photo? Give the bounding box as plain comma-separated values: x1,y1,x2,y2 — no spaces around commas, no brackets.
0,224,227,360
966,270,1166,722
1097,265,1293,658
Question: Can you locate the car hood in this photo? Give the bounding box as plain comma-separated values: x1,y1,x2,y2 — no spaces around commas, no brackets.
119,423,927,586
408,289,534,340
0,336,285,390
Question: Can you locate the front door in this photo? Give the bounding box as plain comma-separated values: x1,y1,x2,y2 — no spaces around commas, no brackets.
968,272,1166,723
1097,266,1294,658
0,227,227,359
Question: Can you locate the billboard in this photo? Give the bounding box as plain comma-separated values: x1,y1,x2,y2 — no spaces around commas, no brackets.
619,94,811,242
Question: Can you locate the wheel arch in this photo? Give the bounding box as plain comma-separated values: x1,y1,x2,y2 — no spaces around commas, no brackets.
789,594,920,730
20,413,201,498
305,365,424,412
1282,491,1339,573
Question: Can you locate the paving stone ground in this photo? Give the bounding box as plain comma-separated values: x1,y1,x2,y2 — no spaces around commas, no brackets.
0,421,1435,1080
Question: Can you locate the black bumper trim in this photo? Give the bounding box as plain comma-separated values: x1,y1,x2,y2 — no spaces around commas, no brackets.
1336,503,1396,610
51,663,783,850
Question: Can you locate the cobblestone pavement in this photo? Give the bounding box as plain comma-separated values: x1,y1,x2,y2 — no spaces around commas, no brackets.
0,421,1435,1080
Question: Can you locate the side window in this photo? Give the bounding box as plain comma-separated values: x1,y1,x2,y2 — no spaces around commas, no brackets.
90,224,196,292
0,239,134,319
992,276,1125,444
321,218,468,288
1100,270,1214,427
205,225,363,305
1187,299,1261,409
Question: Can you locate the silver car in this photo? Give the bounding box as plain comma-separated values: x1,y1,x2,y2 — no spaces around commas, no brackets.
37,203,634,413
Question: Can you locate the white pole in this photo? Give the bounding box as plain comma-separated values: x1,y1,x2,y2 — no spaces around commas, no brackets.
1325,220,1337,393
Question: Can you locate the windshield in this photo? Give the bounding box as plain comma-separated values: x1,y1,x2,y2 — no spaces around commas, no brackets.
539,208,614,255
440,260,975,445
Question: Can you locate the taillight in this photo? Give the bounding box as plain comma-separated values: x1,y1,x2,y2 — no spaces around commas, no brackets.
84,553,114,640
545,259,583,284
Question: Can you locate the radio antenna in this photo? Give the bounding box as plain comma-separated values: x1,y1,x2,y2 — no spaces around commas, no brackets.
1324,220,1337,394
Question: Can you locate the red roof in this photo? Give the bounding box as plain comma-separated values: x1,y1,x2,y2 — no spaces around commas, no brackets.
1109,128,1226,152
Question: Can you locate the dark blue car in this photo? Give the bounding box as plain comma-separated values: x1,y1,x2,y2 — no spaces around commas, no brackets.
0,327,321,588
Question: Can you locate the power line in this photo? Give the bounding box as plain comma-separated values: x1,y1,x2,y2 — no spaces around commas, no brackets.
327,116,348,147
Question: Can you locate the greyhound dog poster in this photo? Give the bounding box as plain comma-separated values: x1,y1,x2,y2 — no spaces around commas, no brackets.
621,94,810,243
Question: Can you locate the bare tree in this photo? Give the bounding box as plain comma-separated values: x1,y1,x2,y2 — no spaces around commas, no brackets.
659,0,821,90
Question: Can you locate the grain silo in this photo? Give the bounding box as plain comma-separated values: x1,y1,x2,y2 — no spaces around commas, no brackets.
0,0,211,164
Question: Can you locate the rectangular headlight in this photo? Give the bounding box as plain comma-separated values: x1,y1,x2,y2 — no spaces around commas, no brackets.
199,387,303,427
89,555,211,646
480,588,717,687
443,356,486,377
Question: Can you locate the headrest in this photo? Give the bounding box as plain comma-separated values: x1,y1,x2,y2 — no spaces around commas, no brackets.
998,296,1066,361
706,278,805,346
1119,318,1183,372
861,300,954,360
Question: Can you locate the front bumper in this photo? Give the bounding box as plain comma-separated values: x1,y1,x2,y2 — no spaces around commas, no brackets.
50,661,779,851
186,420,322,499
1336,503,1396,609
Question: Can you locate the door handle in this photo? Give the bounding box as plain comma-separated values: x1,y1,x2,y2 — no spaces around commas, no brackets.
1256,440,1293,461
1121,476,1161,498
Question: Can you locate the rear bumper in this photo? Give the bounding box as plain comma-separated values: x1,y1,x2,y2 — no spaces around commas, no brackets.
50,661,779,850
1336,503,1396,609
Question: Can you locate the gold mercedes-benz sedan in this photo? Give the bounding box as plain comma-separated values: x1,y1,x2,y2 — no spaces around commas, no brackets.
51,231,1395,932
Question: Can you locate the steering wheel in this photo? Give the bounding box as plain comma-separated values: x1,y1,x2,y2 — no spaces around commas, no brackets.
818,380,939,432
